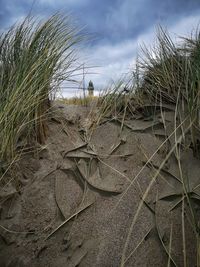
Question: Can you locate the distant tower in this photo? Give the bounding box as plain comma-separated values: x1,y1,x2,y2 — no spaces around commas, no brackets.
87,80,94,96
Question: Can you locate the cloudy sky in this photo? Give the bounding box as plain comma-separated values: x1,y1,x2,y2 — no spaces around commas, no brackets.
0,0,200,95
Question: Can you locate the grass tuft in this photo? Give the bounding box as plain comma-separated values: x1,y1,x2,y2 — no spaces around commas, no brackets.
0,14,82,168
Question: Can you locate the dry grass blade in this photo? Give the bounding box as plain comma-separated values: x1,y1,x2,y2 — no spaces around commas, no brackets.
0,224,35,235
182,198,187,267
155,205,177,267
46,201,93,239
124,227,153,264
167,223,174,267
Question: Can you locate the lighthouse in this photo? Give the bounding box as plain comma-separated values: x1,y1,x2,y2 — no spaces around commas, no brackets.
87,80,94,97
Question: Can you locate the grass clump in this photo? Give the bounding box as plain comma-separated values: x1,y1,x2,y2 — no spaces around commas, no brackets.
0,14,82,168
90,26,200,266
140,27,200,156
97,27,200,156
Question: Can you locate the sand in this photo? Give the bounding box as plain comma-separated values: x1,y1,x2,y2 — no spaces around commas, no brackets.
0,102,198,267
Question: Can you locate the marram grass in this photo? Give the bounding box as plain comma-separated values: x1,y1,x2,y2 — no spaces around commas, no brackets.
0,14,82,167
90,26,200,266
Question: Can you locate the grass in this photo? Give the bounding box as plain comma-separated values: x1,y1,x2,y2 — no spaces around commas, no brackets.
0,14,83,173
96,27,200,154
89,26,200,266
129,29,200,266
140,27,200,154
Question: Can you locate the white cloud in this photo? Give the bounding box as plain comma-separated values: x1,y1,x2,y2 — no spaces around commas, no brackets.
169,14,200,38
80,28,155,90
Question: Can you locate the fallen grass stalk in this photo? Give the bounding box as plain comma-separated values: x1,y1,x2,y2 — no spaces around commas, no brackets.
124,226,153,264
182,198,187,267
46,201,93,239
167,223,174,267
0,224,35,235
154,196,178,267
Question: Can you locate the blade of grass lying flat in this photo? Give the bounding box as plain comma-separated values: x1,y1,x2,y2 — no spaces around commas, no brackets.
141,198,155,214
108,140,125,155
46,201,93,239
116,118,162,132
76,159,125,193
124,226,153,264
144,160,182,183
167,223,174,267
155,199,178,267
168,196,184,212
0,223,35,235
97,157,131,183
182,198,187,267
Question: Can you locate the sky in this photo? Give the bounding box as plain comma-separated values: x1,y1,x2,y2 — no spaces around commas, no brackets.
0,0,200,96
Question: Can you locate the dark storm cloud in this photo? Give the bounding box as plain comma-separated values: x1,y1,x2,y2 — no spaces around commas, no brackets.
0,0,200,89
1,0,200,42
104,0,200,41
